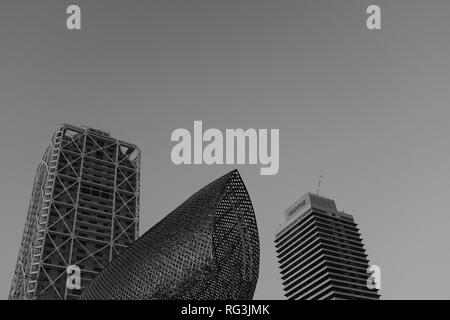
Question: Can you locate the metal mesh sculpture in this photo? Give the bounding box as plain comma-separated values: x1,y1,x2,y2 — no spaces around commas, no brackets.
81,170,260,300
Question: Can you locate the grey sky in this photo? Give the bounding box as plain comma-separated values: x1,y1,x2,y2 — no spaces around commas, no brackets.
1,0,450,299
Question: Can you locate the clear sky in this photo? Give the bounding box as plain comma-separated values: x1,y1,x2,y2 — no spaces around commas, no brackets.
1,0,450,299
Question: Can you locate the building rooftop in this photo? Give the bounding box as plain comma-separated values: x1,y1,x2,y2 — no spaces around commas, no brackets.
284,192,338,221
276,192,355,237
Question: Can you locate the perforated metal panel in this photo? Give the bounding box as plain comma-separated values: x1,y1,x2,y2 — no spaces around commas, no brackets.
81,170,260,300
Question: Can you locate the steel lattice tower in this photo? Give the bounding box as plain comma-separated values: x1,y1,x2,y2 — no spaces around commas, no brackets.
9,124,140,300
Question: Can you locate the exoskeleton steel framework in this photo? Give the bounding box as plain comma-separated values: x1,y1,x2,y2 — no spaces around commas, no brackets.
9,124,140,300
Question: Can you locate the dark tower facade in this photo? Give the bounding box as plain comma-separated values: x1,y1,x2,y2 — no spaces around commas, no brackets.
81,170,260,300
9,124,140,300
275,193,380,300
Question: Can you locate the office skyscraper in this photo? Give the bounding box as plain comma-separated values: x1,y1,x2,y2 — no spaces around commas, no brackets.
9,124,140,300
275,193,380,300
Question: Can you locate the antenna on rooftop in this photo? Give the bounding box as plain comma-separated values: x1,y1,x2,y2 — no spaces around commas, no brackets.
316,174,323,195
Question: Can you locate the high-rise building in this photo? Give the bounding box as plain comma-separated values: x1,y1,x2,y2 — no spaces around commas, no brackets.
81,170,260,300
275,193,380,300
9,124,140,300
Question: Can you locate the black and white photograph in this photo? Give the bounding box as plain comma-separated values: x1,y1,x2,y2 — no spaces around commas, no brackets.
0,1,449,314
